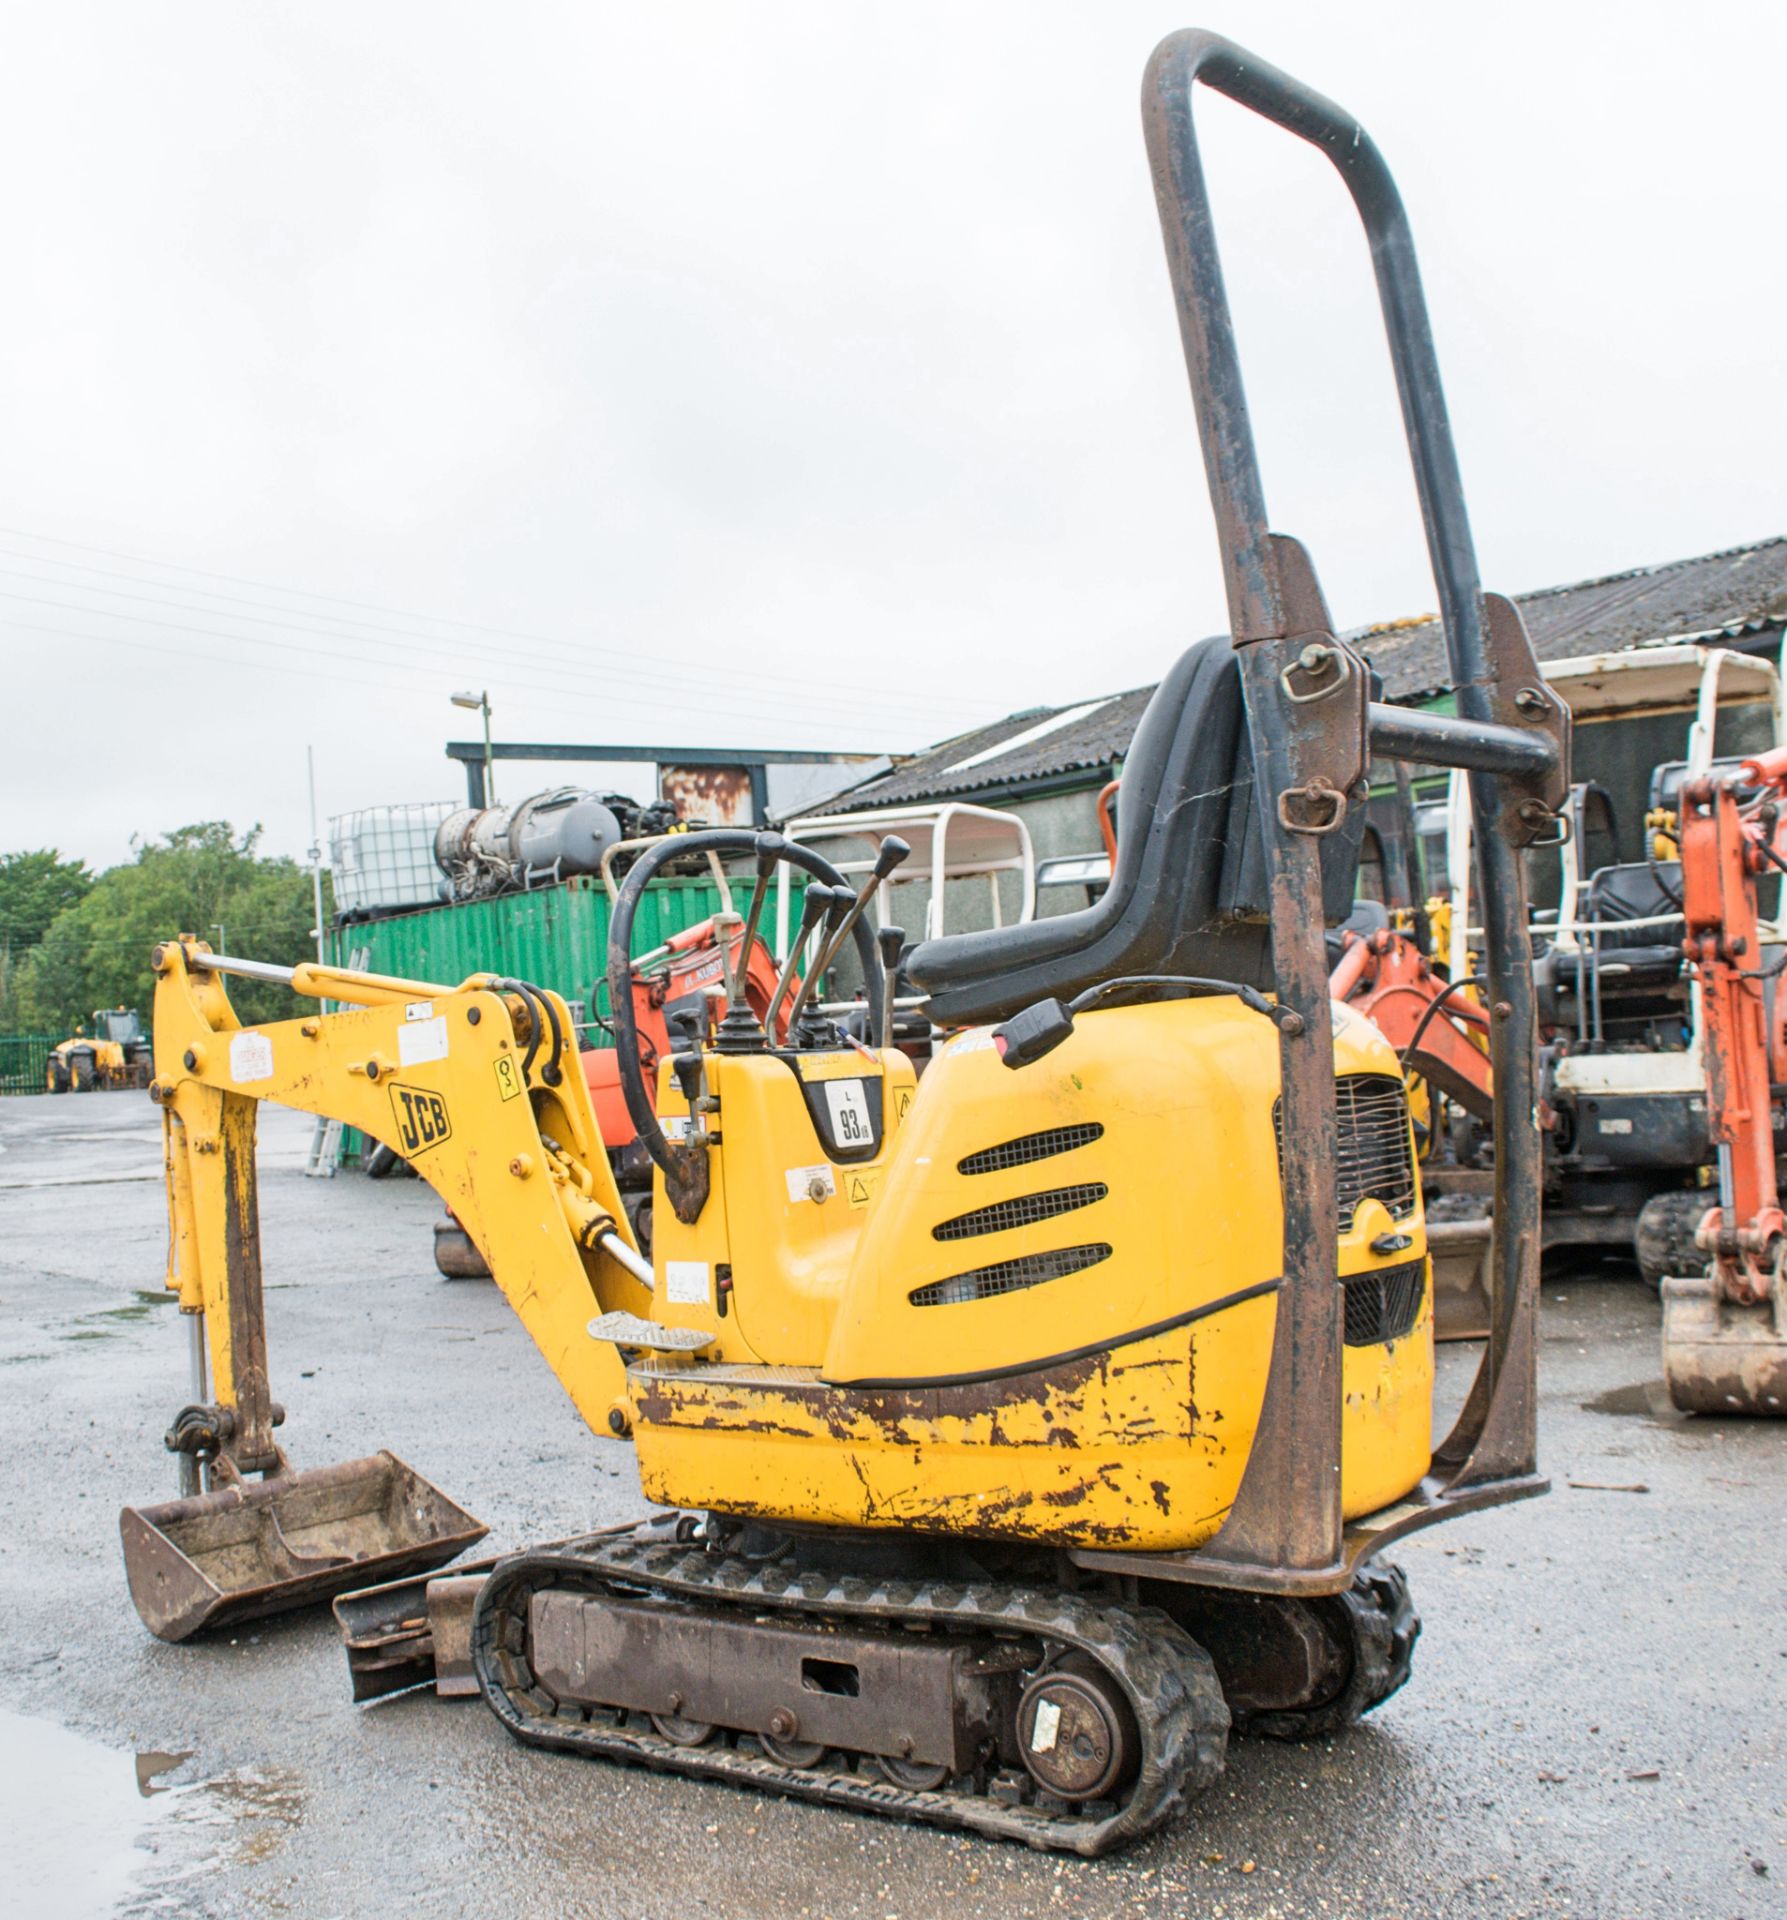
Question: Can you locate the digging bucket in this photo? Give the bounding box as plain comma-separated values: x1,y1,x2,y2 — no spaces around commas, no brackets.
120,1450,487,1643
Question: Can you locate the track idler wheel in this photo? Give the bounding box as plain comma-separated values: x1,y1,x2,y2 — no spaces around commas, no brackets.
1015,1654,1139,1803
1247,1563,1418,1741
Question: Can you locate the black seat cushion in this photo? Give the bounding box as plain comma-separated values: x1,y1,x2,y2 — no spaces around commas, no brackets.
909,635,1364,1027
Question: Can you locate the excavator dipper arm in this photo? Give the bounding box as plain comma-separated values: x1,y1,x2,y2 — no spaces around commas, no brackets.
151,938,649,1458
122,938,651,1643
1662,754,1787,1413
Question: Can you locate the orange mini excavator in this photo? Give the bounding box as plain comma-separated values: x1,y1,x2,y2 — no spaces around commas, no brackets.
1661,746,1787,1412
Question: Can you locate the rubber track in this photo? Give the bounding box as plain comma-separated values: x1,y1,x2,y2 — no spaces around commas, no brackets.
472,1532,1230,1857
1249,1561,1419,1742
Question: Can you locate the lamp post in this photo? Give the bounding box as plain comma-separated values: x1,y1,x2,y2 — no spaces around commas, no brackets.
450,690,494,806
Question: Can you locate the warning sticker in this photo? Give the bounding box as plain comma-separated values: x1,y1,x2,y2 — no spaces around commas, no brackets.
894,1087,913,1122
845,1170,881,1211
665,1261,708,1306
785,1163,836,1204
1030,1699,1062,1753
403,1000,435,1023
398,1014,450,1068
493,1054,524,1102
951,1029,996,1055
229,1030,274,1083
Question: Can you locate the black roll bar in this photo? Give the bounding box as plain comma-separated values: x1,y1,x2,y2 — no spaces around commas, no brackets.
1120,30,1567,1587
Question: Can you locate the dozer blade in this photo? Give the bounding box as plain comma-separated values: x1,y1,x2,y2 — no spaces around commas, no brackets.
1427,1217,1494,1343
120,1451,488,1643
1660,1271,1787,1415
334,1557,504,1701
332,1526,634,1701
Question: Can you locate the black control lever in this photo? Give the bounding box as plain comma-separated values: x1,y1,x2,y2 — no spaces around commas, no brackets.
787,837,911,1036
723,831,786,1024
765,884,836,1040
785,884,858,1035
876,923,906,1053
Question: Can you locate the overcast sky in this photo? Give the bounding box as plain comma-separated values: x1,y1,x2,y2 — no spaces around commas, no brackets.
3,2,1783,873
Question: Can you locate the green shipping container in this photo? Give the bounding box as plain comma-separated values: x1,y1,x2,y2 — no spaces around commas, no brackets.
327,871,774,1034
326,871,804,1166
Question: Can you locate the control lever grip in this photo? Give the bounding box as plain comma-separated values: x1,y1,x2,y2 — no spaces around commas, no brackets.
766,884,837,1038
785,886,855,1033
876,924,906,1053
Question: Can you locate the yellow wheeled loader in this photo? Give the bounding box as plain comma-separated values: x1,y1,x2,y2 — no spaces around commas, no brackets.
47,1008,154,1092
121,30,1568,1854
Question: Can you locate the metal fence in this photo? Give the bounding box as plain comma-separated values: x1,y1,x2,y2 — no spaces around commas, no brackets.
0,1034,56,1096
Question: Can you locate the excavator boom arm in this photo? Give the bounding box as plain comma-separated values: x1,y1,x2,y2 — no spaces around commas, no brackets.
150,939,647,1464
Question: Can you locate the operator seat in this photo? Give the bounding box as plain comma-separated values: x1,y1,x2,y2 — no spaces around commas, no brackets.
1578,860,1685,977
909,634,1364,1028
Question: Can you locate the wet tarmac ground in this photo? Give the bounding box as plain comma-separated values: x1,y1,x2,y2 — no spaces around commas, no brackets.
0,1091,1782,1920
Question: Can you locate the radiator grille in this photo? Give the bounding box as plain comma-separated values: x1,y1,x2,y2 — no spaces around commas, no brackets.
933,1183,1108,1242
1342,1259,1426,1347
1274,1072,1417,1229
910,1243,1112,1308
958,1123,1104,1176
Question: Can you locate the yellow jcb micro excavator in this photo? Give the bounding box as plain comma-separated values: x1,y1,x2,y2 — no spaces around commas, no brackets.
120,31,1568,1855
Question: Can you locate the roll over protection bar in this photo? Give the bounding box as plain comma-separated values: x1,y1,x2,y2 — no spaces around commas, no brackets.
1077,31,1569,1591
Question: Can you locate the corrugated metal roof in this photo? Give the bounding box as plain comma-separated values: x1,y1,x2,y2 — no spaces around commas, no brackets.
1357,533,1787,703
822,683,1155,811
823,535,1787,814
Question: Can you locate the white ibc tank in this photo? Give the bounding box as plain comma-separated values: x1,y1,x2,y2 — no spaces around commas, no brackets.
330,803,457,914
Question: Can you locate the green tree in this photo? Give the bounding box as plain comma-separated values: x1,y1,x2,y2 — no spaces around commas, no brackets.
0,848,93,950
0,850,93,1029
18,824,328,1032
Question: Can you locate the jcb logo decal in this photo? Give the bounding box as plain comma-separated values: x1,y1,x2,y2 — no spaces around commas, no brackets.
389,1081,453,1156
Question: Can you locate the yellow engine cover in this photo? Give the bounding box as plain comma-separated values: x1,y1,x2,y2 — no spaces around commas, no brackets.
628,998,1433,1554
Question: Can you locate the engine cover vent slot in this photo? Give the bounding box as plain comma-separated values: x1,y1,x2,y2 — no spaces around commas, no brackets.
1274,1073,1417,1230
910,1243,1112,1308
1341,1259,1426,1347
957,1123,1104,1177
932,1183,1108,1242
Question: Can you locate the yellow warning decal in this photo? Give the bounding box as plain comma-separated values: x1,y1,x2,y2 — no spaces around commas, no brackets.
845,1169,882,1210
893,1087,913,1123
794,1051,874,1084
494,1054,524,1102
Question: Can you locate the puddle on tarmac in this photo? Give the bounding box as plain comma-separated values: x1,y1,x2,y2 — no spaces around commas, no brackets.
0,1708,303,1915
1582,1378,1690,1425
0,1708,176,1915
136,1748,194,1794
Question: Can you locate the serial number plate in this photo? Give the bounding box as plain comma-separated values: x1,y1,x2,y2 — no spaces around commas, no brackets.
824,1079,872,1148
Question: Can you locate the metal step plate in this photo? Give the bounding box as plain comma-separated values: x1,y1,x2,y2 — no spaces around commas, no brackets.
588,1311,714,1353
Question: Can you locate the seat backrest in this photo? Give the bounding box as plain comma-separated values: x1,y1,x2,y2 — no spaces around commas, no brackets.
1580,860,1683,951
908,635,1364,1026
